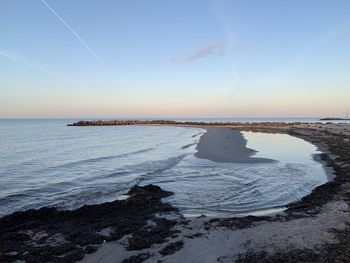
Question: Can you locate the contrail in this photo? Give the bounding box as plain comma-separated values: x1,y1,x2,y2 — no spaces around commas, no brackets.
0,48,71,80
41,0,103,63
0,48,48,68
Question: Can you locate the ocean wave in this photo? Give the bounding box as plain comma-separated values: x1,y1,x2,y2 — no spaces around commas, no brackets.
123,154,190,185
48,148,154,170
0,193,32,204
144,154,189,174
182,142,197,149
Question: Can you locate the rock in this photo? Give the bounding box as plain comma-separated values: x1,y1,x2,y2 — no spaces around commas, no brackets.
159,241,184,256
121,253,150,263
0,184,177,263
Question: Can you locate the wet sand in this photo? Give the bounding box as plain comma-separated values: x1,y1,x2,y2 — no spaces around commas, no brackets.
195,127,275,163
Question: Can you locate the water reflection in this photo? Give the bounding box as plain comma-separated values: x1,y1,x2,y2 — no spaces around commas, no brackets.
243,131,320,163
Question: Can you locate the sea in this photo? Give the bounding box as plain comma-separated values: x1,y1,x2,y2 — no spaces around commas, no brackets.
0,118,332,217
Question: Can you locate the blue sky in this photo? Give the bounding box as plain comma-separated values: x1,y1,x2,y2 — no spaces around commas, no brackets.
1,0,349,118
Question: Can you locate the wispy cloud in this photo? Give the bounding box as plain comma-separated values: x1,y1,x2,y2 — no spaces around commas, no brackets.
41,0,103,63
0,48,70,80
171,38,248,64
172,38,226,64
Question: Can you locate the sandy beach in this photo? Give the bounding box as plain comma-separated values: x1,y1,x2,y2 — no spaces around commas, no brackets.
1,122,350,263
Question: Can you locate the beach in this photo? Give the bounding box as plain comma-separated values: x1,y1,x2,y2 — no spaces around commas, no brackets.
1,122,350,262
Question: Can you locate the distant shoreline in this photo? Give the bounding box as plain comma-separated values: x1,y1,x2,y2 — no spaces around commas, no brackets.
319,117,349,121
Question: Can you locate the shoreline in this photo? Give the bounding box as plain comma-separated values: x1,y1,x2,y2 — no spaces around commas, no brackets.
1,122,350,262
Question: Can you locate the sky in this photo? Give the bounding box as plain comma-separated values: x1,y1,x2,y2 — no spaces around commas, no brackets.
0,0,349,118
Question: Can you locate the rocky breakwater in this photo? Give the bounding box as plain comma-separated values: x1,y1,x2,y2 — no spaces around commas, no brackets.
67,120,319,127
67,120,179,126
0,185,179,263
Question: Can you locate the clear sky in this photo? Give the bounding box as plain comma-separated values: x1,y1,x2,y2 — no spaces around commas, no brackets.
1,0,349,118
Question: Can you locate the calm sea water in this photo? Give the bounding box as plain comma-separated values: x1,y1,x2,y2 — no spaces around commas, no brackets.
0,119,328,217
